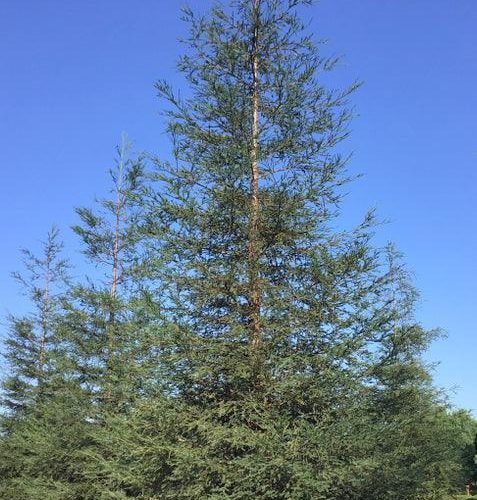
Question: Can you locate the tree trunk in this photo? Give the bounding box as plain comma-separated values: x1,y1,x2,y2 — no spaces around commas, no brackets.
38,268,50,375
248,0,261,350
106,156,123,401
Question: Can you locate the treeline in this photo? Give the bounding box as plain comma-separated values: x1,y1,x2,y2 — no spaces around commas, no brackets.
1,1,476,499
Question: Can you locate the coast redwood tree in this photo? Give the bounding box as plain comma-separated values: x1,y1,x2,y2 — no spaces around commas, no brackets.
139,0,439,497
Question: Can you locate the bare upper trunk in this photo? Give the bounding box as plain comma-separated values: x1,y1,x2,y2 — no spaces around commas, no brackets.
106,162,123,400
248,0,261,349
38,268,50,374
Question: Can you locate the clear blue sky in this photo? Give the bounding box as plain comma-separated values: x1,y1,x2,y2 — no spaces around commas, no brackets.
0,0,475,412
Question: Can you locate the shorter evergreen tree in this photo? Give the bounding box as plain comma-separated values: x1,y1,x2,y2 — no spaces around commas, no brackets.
0,228,91,498
54,137,169,497
1,227,69,420
68,134,145,409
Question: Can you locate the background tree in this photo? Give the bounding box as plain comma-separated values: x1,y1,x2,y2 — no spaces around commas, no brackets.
1,226,69,420
0,228,89,498
58,135,169,497
0,138,154,499
67,133,146,409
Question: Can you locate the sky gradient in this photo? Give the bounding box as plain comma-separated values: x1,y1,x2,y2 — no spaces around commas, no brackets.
0,0,476,412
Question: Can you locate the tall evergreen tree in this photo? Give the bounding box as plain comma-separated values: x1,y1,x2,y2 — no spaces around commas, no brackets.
138,0,443,497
